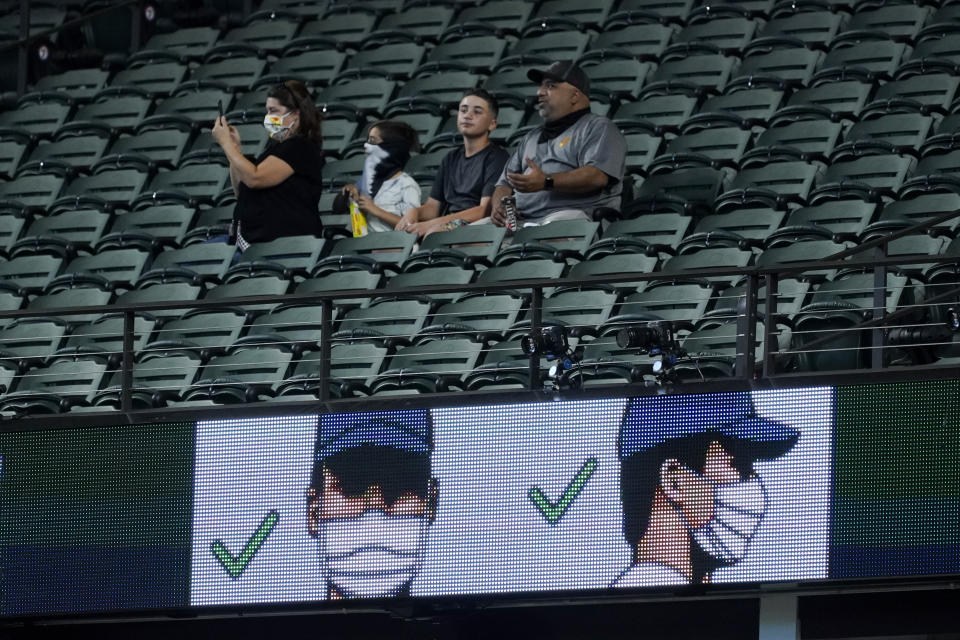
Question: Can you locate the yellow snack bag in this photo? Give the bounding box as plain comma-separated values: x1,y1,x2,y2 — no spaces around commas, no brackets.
350,200,368,237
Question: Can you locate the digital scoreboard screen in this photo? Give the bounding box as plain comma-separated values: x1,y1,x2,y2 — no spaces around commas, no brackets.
0,381,958,616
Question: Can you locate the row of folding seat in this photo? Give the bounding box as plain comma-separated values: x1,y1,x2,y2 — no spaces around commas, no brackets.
0,256,952,414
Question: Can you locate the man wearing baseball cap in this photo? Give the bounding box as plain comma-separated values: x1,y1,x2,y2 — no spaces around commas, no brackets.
611,392,799,587
489,60,627,227
306,409,438,599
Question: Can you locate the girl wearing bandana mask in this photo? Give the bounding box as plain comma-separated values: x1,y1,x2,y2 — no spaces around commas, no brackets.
335,120,421,233
211,80,325,250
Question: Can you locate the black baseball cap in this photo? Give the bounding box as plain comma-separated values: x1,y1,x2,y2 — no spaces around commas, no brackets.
527,60,591,95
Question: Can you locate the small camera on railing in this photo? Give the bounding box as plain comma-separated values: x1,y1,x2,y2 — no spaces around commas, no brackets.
616,321,679,354
883,307,960,366
520,325,570,359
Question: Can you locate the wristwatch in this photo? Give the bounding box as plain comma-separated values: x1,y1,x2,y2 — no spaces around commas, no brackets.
544,174,554,190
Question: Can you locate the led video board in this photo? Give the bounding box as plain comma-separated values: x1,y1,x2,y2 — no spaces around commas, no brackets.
1,381,958,616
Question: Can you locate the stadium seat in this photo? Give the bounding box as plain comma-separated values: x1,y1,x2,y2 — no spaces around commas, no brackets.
0,317,69,365
646,52,738,93
296,269,382,309
0,138,27,179
499,31,591,70
56,248,150,291
140,87,233,127
614,0,696,23
757,7,843,47
185,346,293,402
369,337,482,394
134,27,220,62
239,303,327,354
142,308,249,360
19,134,109,176
368,5,454,42
297,11,378,47
733,46,822,87
385,266,474,303
568,254,659,292
99,204,197,250
217,19,299,56
0,255,63,293
423,36,507,74
423,293,524,342
323,231,418,272
0,103,71,139
93,354,202,408
0,358,108,414
453,1,535,34
675,16,759,55
226,236,326,280
101,128,191,171
588,22,674,62
109,62,189,98
842,4,931,43
115,281,203,322
786,80,873,119
809,154,916,203
742,118,843,165
56,96,153,137
263,50,347,88
144,243,237,284
615,281,714,324
26,68,110,103
834,113,934,157
816,40,907,81
336,298,432,343
191,56,268,92
317,78,397,117
134,165,230,209
614,92,700,133
0,173,64,215
661,246,753,286
345,42,427,80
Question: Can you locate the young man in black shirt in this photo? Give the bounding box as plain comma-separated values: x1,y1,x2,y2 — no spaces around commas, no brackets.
395,89,509,236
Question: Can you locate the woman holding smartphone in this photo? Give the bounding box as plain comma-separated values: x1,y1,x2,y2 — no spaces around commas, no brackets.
211,80,325,250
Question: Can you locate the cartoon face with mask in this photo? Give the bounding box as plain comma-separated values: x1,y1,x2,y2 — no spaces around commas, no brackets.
306,410,438,599
612,393,798,588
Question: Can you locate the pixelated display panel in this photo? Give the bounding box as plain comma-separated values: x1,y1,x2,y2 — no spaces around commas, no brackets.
191,390,832,604
4,381,960,617
833,379,960,577
0,423,194,616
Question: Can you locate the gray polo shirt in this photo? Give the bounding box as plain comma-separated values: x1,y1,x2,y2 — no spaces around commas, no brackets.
496,112,627,221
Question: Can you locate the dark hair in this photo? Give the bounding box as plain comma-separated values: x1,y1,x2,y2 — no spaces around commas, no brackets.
461,88,500,118
369,119,421,152
619,433,756,581
267,80,323,149
311,444,432,506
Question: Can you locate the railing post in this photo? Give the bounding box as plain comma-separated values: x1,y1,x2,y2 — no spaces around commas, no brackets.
120,310,134,412
16,0,29,95
129,0,143,54
528,287,542,391
736,272,758,380
763,273,778,377
318,298,332,401
872,245,887,369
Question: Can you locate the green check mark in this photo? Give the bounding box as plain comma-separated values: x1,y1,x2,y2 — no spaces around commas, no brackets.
528,458,598,525
211,510,280,579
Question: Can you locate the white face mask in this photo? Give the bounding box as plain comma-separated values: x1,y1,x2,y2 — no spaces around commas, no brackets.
690,476,766,565
263,112,292,139
320,510,427,598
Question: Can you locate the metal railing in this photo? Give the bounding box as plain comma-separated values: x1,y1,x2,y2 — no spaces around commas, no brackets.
0,206,957,424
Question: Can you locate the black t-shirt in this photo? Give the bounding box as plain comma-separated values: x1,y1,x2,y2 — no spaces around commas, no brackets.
429,143,509,216
234,135,325,243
